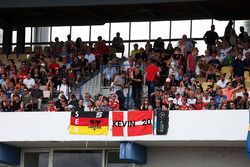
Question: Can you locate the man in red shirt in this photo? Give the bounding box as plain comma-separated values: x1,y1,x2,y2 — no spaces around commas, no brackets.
180,97,189,110
146,58,159,100
49,57,60,75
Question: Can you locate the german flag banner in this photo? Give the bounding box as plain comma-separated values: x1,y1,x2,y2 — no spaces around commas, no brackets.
112,110,153,136
69,111,109,135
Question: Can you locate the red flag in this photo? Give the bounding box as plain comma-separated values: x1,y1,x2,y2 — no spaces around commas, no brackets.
112,110,153,136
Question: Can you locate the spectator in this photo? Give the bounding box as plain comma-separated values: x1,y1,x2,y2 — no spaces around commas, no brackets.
57,77,71,100
102,61,117,87
47,100,57,112
85,47,96,73
179,97,189,110
131,43,140,58
23,73,35,90
146,58,160,100
11,94,23,112
216,74,229,89
187,47,198,78
68,94,78,108
214,88,227,108
112,71,126,110
153,37,165,53
203,25,219,54
85,99,96,112
75,99,85,112
130,66,143,109
100,97,112,112
231,52,244,78
206,98,218,110
21,88,33,111
109,92,119,111
30,83,43,110
112,32,124,56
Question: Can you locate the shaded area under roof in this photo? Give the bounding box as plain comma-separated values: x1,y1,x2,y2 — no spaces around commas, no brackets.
0,0,248,28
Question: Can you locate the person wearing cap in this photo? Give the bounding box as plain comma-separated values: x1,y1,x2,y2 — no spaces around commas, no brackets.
84,99,96,112
168,97,176,110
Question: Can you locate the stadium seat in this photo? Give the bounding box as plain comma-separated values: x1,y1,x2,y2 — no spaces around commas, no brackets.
201,82,212,91
18,54,28,61
7,53,17,60
40,86,47,91
220,66,232,75
25,47,32,53
43,90,50,99
244,71,250,79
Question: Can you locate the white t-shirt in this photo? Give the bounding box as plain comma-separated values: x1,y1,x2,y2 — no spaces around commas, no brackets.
216,79,229,88
85,53,96,63
23,78,35,89
57,84,71,100
187,98,197,105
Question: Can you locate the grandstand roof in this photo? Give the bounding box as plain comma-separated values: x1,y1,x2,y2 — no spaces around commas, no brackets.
0,0,248,28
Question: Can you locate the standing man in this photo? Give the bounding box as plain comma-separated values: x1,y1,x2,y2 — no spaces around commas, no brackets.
112,32,125,56
203,25,219,54
130,67,143,109
146,58,160,101
113,71,127,110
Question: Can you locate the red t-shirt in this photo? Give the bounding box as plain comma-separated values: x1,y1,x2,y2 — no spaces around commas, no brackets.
180,104,189,110
187,54,196,72
146,64,159,81
195,102,206,110
49,63,60,75
109,99,119,111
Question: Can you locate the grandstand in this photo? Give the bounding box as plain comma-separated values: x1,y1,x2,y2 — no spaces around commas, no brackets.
0,0,250,167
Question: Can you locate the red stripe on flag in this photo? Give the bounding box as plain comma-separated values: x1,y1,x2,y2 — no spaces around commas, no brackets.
128,110,153,136
70,117,108,126
112,112,124,136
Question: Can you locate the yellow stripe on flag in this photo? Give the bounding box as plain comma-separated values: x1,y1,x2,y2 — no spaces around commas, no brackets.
248,124,250,131
69,125,108,135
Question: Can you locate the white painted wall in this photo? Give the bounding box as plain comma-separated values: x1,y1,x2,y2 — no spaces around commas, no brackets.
0,110,248,145
142,147,250,167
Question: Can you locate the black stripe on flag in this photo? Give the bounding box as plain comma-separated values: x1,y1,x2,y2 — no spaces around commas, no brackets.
71,111,109,118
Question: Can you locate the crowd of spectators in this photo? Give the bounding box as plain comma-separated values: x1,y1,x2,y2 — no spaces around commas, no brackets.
1,20,250,112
